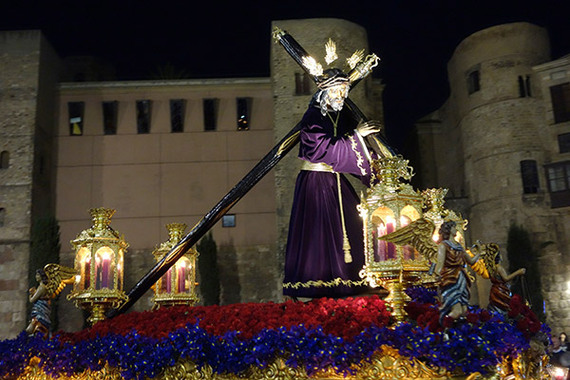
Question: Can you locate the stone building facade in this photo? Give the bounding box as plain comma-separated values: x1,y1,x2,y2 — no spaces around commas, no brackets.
414,22,570,333
0,19,383,338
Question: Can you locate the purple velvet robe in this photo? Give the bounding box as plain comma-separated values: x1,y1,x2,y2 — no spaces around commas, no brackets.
283,106,372,298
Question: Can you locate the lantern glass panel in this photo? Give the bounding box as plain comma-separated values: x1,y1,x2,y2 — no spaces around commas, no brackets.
117,249,124,290
77,247,91,290
371,207,396,262
176,257,191,293
160,268,174,294
95,246,114,289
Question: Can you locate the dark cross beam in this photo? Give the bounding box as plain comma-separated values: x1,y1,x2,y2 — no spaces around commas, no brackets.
107,28,396,318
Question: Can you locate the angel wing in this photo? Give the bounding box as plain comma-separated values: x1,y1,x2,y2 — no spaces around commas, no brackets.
43,263,77,298
377,218,438,261
466,249,489,279
467,241,500,280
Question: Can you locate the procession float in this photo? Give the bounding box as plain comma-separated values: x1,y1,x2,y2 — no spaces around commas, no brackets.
0,29,556,379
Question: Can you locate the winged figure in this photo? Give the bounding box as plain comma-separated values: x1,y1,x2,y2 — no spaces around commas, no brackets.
377,218,438,261
26,263,76,336
469,241,526,313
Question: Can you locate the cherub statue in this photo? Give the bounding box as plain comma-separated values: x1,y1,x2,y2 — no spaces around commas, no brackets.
470,242,526,314
378,219,482,322
26,263,76,336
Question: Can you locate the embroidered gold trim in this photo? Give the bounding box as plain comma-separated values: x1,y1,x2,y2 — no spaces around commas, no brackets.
283,277,367,289
349,135,367,176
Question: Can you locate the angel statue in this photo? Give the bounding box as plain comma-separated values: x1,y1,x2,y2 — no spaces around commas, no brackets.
434,221,481,322
470,242,526,315
379,219,482,322
26,263,76,336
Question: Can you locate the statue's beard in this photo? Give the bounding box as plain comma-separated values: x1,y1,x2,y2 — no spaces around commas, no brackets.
319,92,345,115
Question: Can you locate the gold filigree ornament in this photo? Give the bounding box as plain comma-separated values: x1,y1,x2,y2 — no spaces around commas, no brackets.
20,351,537,379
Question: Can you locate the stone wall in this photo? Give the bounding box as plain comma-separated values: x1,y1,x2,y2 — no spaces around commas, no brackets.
0,30,42,338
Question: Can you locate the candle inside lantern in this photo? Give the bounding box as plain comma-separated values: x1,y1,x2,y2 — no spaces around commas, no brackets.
101,256,110,288
95,248,113,289
177,262,186,293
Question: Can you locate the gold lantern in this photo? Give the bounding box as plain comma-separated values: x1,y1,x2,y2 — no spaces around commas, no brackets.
68,207,128,325
151,223,199,309
358,156,432,322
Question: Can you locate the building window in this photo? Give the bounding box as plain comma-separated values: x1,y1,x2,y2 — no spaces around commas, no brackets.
558,133,570,153
546,161,570,208
203,98,219,131
551,83,570,124
0,208,4,227
136,100,152,134
222,214,236,227
102,101,118,135
467,70,480,95
68,101,84,136
237,97,252,131
518,75,532,97
295,72,312,95
170,99,186,133
0,151,8,169
520,160,539,194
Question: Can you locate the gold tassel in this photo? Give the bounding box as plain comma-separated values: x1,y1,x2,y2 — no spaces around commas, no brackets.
343,235,352,263
336,172,352,263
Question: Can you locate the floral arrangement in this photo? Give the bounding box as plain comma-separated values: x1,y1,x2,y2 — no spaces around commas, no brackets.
0,290,549,380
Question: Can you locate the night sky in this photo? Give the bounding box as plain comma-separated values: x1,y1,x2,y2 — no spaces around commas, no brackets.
1,0,570,151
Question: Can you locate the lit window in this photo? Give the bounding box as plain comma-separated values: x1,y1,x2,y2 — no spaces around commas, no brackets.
550,83,570,123
136,100,152,134
236,97,252,131
68,102,84,136
203,98,219,131
467,70,480,95
170,99,186,133
222,214,236,227
102,101,118,135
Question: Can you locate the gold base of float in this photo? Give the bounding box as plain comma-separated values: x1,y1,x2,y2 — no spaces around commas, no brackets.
19,345,549,380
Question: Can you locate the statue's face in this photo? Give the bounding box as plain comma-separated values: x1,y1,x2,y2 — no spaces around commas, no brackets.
324,83,349,112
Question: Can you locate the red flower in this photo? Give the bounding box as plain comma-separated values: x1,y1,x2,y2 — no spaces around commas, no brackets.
466,312,479,324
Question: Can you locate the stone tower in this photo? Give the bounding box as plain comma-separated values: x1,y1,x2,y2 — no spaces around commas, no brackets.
415,22,570,331
270,18,384,282
0,30,61,338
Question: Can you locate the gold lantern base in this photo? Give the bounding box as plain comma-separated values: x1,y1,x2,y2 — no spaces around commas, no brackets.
381,279,411,323
71,292,128,325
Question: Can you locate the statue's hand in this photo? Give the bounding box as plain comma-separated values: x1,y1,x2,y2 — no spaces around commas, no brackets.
357,120,382,137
